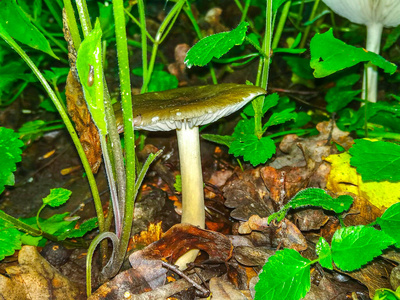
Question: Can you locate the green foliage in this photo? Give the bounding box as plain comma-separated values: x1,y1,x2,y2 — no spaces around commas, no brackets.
350,139,400,182
268,188,353,223
383,26,400,51
76,20,107,135
42,188,72,208
174,175,182,193
310,29,397,78
325,73,361,113
132,67,178,92
185,22,249,68
0,218,22,260
0,127,24,194
0,0,57,58
374,288,400,300
316,237,333,270
203,94,298,167
331,226,395,271
254,248,311,300
377,202,400,247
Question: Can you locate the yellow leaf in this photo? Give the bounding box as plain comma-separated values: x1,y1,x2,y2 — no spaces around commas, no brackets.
325,153,400,210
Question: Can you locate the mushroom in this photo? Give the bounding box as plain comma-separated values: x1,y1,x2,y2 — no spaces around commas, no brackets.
115,83,266,268
322,0,400,102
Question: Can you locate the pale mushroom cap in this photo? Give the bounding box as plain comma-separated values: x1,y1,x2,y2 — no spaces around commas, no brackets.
115,83,266,131
323,0,400,27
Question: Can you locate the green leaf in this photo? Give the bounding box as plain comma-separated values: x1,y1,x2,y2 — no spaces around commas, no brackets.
272,0,290,13
254,249,311,300
229,135,276,166
316,237,333,270
232,118,255,139
243,93,279,117
20,233,43,246
282,56,314,80
76,20,107,134
383,26,400,51
174,175,182,193
350,139,400,182
59,217,98,240
377,202,400,247
201,134,235,147
374,288,400,300
0,0,57,58
42,188,72,208
331,226,395,271
148,70,178,92
310,29,397,78
0,217,22,260
0,127,24,194
263,108,297,129
185,22,249,68
267,188,353,223
325,74,362,113
40,213,76,236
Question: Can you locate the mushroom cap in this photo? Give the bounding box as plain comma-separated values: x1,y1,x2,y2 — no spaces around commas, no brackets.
323,0,400,27
115,83,266,131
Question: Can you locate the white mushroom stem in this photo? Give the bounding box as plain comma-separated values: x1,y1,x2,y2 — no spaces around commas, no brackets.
363,22,383,103
174,124,205,270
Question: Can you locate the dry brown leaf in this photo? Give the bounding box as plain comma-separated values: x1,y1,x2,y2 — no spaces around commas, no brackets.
0,245,80,300
209,277,247,300
65,71,102,173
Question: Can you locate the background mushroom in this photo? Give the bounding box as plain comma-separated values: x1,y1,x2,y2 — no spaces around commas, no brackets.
322,0,400,102
115,83,266,268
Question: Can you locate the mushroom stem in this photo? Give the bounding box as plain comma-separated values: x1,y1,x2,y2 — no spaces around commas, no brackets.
174,124,205,270
363,22,383,103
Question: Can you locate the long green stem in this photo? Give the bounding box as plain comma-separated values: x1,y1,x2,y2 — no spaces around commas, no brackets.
112,0,136,276
137,0,148,81
272,1,292,49
184,2,218,84
63,0,82,49
142,0,186,92
75,0,92,37
299,0,320,48
0,28,105,234
43,0,63,28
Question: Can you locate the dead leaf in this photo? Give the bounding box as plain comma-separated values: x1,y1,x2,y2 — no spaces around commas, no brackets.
65,71,102,173
209,277,247,300
0,245,80,300
234,246,274,267
129,224,233,266
294,208,329,231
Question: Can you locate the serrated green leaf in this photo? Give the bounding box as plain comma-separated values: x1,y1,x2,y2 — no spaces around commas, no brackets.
350,139,400,182
290,188,353,213
374,288,400,300
316,237,333,270
263,108,297,129
0,127,24,195
59,217,98,240
42,188,72,208
377,202,400,247
76,20,106,134
0,217,22,260
254,248,311,300
267,188,353,223
232,118,255,138
40,213,76,236
201,134,235,147
185,22,249,68
0,0,57,58
229,135,276,166
243,93,279,117
331,226,395,271
310,29,397,78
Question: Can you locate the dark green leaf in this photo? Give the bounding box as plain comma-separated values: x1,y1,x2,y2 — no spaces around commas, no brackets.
350,139,400,182
60,217,98,240
263,108,297,129
42,188,72,208
282,56,314,80
383,26,400,51
243,93,279,117
254,249,311,300
229,135,276,166
331,226,395,271
316,237,333,270
0,217,22,260
310,29,397,78
40,213,76,236
0,0,57,58
148,70,178,92
377,202,400,247
185,22,249,68
232,118,255,138
201,134,235,147
0,127,24,194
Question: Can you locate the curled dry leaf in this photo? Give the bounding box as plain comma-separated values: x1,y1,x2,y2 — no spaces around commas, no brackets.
65,71,102,173
0,245,80,300
129,223,233,266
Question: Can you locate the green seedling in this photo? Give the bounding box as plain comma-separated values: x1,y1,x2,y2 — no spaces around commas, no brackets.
255,187,400,300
